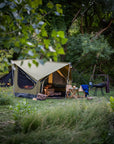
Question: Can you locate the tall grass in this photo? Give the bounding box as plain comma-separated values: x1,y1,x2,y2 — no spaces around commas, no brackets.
4,100,114,144
0,87,13,105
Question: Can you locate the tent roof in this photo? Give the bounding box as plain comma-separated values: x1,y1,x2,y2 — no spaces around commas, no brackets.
12,59,71,81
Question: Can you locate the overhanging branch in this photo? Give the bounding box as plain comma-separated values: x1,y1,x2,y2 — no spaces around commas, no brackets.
94,19,113,39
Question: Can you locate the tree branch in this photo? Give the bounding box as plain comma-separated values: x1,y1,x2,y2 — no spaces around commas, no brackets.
94,19,113,38
4,29,19,34
71,8,81,24
80,15,84,34
66,8,81,35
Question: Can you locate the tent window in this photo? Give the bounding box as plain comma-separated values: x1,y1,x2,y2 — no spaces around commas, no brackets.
0,71,13,87
17,68,36,89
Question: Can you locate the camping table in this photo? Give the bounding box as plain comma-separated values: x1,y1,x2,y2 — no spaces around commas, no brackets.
70,87,79,98
67,87,79,98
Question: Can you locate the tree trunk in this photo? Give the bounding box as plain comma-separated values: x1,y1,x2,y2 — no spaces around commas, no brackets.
90,64,96,81
80,15,84,34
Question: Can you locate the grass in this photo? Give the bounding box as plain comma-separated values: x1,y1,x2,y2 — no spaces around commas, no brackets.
0,86,114,144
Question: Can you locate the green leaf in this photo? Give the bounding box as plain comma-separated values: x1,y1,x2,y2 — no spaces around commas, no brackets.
20,61,23,66
41,29,48,37
56,4,63,14
53,55,57,61
29,0,42,9
51,30,57,38
28,50,34,56
0,3,6,8
15,41,20,47
27,42,34,47
14,47,20,53
58,48,65,54
56,43,61,48
47,1,54,9
61,38,68,45
57,31,65,38
28,62,31,68
20,38,26,44
32,60,39,67
43,39,50,48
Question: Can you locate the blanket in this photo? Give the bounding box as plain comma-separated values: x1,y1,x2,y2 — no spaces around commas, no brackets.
81,84,89,97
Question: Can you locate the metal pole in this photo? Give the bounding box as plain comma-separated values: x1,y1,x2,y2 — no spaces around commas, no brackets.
65,64,70,99
11,63,15,97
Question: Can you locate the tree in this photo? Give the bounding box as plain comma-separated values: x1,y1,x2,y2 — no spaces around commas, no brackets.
59,0,114,83
65,33,113,83
0,0,67,71
41,0,114,61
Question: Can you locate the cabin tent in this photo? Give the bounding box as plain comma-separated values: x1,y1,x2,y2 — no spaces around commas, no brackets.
12,59,72,98
0,71,13,87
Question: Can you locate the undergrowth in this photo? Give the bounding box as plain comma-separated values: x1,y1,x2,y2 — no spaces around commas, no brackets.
0,87,114,144
0,88,13,105
3,100,114,144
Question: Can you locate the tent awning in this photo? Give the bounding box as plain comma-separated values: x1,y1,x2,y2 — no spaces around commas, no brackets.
11,59,71,81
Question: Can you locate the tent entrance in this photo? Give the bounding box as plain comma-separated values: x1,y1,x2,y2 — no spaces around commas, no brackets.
42,71,66,98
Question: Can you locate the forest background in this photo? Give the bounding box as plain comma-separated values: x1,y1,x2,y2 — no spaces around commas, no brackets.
0,0,114,86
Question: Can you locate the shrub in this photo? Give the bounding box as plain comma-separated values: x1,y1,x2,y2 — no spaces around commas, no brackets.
9,99,36,133
110,96,114,111
0,93,13,105
9,99,34,121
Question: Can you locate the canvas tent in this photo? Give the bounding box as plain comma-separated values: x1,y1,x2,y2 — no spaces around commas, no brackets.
0,71,13,87
12,59,72,98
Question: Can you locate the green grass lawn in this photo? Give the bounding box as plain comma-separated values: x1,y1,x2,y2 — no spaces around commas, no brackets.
0,87,114,144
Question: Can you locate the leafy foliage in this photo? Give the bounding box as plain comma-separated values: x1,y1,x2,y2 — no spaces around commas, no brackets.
66,33,113,83
66,34,112,65
9,99,35,120
0,96,12,105
0,0,113,84
110,96,114,111
0,0,67,72
0,87,13,105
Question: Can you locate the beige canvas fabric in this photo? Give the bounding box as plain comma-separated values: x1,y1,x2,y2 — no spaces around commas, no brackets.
12,59,71,81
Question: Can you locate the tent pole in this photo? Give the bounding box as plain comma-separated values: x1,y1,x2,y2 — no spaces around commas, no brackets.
12,64,15,97
36,80,39,97
65,64,70,99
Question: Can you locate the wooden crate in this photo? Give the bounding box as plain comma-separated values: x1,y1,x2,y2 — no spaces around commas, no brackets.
44,88,55,96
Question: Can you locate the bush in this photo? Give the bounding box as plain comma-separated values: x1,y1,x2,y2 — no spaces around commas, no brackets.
0,97,11,105
9,99,36,133
9,99,32,120
0,93,13,105
110,96,114,111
